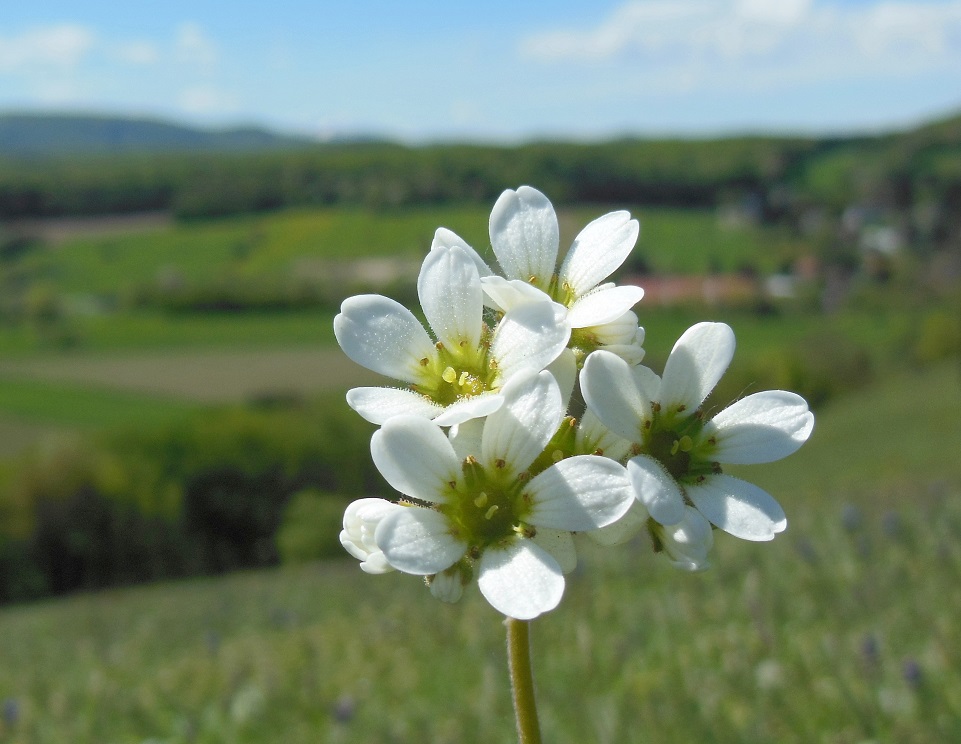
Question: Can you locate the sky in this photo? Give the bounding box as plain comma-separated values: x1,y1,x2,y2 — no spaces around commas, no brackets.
1,0,960,143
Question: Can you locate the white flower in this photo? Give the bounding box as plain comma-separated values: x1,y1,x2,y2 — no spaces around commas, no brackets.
581,322,814,544
334,244,570,426
340,498,402,574
369,369,634,619
436,186,646,366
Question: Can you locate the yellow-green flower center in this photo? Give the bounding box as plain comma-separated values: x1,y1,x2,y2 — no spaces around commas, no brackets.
439,456,532,551
640,405,720,483
412,333,498,406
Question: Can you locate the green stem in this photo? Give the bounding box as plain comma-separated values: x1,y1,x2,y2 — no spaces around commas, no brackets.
506,617,542,744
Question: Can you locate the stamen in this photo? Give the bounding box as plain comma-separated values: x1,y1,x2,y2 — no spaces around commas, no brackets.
442,366,457,384
474,492,489,508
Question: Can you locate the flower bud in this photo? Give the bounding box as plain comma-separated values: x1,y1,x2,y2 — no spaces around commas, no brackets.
653,506,714,571
340,498,401,574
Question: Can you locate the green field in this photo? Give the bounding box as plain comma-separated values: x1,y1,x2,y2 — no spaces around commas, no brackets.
0,361,958,743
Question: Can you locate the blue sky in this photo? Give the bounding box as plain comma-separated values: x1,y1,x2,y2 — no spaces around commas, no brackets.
1,0,960,142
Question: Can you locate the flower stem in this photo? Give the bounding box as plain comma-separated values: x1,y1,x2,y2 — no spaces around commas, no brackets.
506,617,542,744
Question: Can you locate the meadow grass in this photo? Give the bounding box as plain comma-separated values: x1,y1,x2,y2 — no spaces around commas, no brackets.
0,362,958,743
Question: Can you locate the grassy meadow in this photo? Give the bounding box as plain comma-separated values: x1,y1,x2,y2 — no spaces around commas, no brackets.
0,360,959,743
0,200,958,741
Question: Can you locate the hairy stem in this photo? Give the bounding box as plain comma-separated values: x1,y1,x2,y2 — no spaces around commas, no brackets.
506,617,542,744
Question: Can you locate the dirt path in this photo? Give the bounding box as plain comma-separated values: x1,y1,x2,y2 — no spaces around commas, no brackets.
0,347,383,403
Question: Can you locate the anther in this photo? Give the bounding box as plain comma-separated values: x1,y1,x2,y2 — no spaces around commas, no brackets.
494,458,506,469
484,505,499,520
474,492,489,508
442,366,457,384
419,357,430,367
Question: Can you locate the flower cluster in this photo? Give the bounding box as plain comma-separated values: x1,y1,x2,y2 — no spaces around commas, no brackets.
336,185,813,619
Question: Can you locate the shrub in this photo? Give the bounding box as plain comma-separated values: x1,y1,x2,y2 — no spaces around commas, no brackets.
275,489,351,564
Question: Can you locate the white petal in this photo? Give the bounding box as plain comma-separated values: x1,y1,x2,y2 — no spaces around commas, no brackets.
567,284,645,328
482,370,562,474
658,505,713,572
429,568,465,603
371,415,460,503
531,529,577,574
546,349,577,410
601,343,646,367
632,363,661,402
431,227,493,277
346,387,443,425
376,507,466,575
580,350,649,443
589,310,640,346
489,186,559,284
588,500,648,546
480,276,553,314
686,474,787,541
431,392,504,427
560,210,640,296
477,540,564,619
448,417,485,461
708,391,815,464
627,455,686,526
576,407,633,462
659,322,735,415
489,301,570,382
418,245,483,350
334,295,436,383
526,456,633,531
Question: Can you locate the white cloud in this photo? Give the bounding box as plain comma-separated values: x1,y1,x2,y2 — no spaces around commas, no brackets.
175,22,218,67
113,40,160,66
519,0,961,89
0,24,96,72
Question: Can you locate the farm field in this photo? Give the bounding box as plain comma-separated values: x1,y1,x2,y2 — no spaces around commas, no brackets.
0,360,959,743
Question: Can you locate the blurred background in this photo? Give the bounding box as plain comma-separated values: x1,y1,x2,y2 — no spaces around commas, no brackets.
0,1,959,742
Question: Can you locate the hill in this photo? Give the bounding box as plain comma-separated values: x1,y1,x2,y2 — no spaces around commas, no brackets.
0,112,318,156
